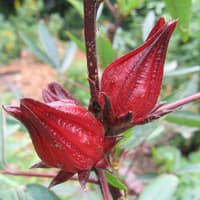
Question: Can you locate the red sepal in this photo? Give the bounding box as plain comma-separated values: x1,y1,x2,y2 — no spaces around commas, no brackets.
30,161,50,169
48,170,74,188
78,170,90,189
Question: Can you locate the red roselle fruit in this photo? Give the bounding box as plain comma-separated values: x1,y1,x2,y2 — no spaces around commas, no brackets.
99,17,178,128
3,83,119,188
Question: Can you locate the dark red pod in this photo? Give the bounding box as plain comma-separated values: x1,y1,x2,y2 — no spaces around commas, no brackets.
3,83,119,188
100,17,177,125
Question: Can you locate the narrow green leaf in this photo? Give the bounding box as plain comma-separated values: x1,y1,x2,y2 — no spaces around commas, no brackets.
105,171,127,191
164,0,192,42
66,31,85,52
96,2,104,21
66,0,83,18
25,184,60,200
139,174,179,200
38,23,60,69
97,35,116,68
165,111,200,128
61,42,77,72
20,32,54,67
165,66,200,77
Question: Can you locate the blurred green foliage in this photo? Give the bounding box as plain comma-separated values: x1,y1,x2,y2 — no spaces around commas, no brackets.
0,15,19,64
0,0,200,199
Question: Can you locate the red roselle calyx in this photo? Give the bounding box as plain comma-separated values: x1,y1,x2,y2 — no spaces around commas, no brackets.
99,17,178,131
3,82,119,188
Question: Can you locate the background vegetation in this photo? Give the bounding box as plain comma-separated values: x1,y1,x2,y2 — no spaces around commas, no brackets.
0,0,200,199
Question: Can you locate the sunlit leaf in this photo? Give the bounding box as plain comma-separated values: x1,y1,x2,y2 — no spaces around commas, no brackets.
105,171,127,191
97,35,116,68
164,0,192,41
117,0,145,16
66,0,83,18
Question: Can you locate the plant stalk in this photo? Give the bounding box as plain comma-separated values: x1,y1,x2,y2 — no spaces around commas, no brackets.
96,169,112,200
149,92,200,120
0,168,98,184
84,0,100,113
158,92,200,112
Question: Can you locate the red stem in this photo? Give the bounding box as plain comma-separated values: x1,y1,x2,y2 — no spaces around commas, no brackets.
0,169,98,184
138,92,200,124
158,92,200,112
84,0,99,112
96,169,112,200
105,0,116,14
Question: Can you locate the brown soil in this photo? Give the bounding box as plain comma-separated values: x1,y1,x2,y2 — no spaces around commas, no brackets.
0,52,57,100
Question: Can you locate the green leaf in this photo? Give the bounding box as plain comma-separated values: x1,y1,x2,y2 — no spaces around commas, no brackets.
97,35,116,68
0,176,25,200
66,31,85,52
66,0,83,18
0,175,18,187
139,174,179,200
164,0,192,42
165,111,200,128
152,146,184,172
61,42,77,72
38,23,60,69
105,171,127,191
117,0,145,16
119,122,160,150
25,184,60,200
0,187,27,200
181,186,200,200
20,32,54,67
165,66,200,77
96,2,104,22
176,164,200,174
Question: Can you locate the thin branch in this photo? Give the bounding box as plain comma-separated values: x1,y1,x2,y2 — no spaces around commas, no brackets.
84,0,99,112
96,169,112,200
0,169,98,184
105,0,123,42
148,92,200,121
105,0,116,15
157,92,200,112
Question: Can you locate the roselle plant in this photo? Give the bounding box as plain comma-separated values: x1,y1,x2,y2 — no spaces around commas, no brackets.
1,1,200,199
